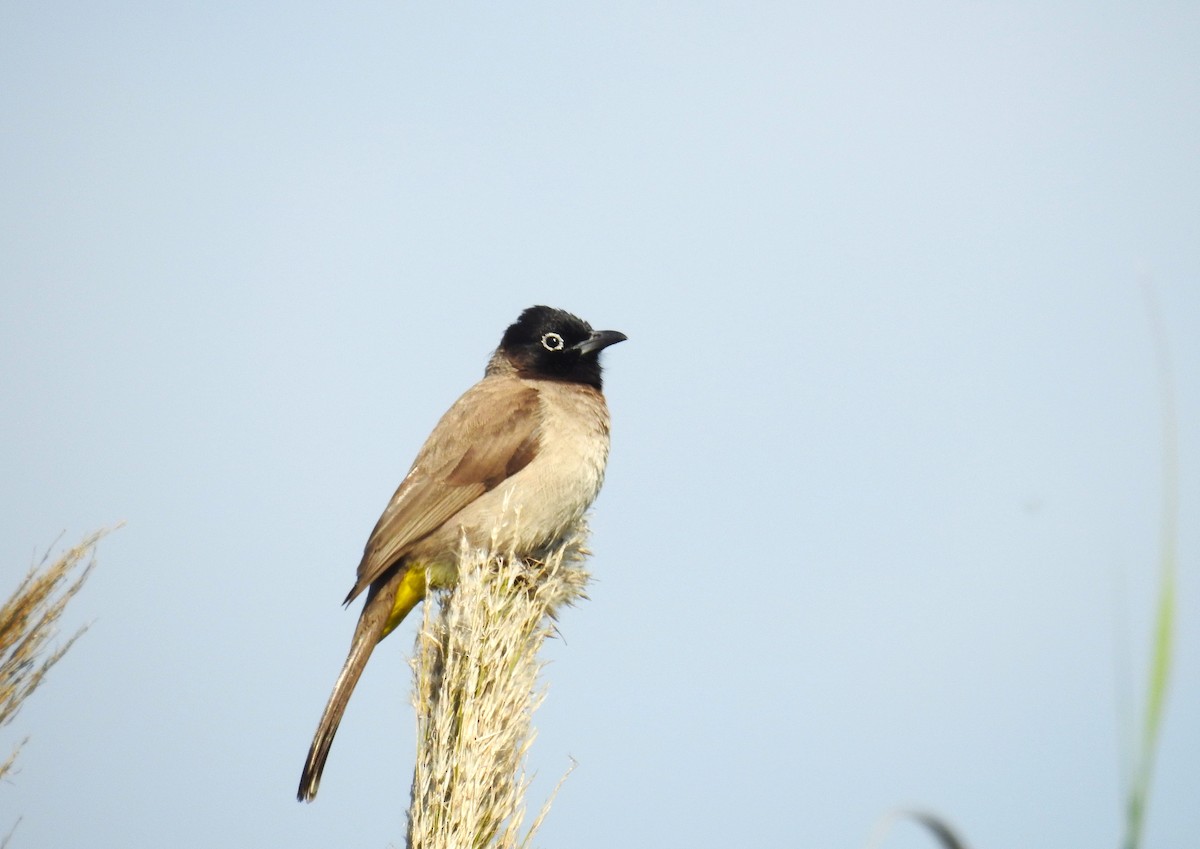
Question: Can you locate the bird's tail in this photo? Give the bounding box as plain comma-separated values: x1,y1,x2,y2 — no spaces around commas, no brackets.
297,581,393,802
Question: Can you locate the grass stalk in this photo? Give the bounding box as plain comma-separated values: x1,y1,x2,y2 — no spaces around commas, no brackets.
406,522,590,849
1120,285,1179,849
1,526,116,786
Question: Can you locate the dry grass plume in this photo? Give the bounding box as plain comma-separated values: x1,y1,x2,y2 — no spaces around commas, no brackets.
407,521,591,849
1,527,117,785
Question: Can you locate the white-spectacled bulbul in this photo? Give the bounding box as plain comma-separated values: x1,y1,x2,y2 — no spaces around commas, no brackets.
297,305,626,802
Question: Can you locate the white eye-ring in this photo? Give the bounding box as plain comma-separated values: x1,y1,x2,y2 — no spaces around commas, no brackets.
541,332,565,351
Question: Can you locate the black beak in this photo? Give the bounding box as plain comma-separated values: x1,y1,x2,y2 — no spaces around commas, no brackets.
573,329,628,356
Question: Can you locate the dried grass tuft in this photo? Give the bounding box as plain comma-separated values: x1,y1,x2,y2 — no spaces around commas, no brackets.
407,521,591,849
0,526,117,784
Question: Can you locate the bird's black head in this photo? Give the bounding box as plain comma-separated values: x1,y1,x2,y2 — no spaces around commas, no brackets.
494,305,626,388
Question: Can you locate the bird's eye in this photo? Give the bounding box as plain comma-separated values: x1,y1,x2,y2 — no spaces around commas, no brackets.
541,332,565,352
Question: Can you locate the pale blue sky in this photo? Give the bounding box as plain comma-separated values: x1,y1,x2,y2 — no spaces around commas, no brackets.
2,4,1198,848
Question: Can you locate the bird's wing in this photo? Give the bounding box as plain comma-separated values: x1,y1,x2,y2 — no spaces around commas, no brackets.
344,380,541,603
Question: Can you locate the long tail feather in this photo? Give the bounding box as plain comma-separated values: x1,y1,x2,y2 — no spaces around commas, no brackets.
297,574,398,802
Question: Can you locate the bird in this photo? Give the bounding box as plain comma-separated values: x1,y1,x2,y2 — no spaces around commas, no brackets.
297,305,626,802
